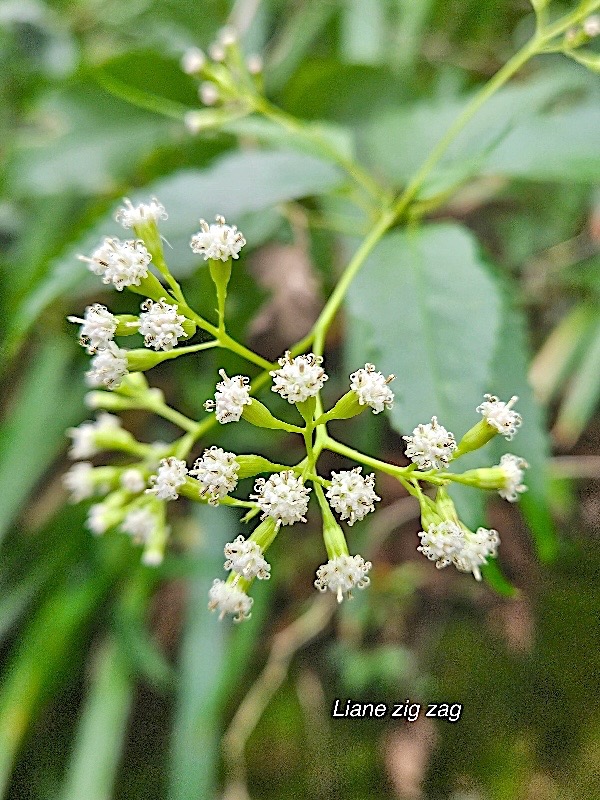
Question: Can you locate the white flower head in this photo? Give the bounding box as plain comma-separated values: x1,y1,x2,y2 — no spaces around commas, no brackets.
86,503,111,536
208,579,253,622
246,54,263,75
250,471,311,528
146,457,188,501
120,468,146,494
314,554,372,603
584,15,600,36
189,446,240,505
476,394,522,440
452,528,500,582
181,47,206,74
403,416,457,470
67,412,122,459
115,198,168,229
80,237,151,291
85,342,129,390
121,507,156,543
204,369,251,423
270,351,328,404
190,215,246,261
67,304,117,354
224,536,271,580
138,298,187,351
349,363,395,414
497,453,528,502
417,521,465,569
199,81,219,106
63,462,96,503
326,468,380,526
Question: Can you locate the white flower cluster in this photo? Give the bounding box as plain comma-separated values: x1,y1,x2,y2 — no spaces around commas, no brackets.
68,413,122,459
81,237,151,291
115,197,168,229
350,363,395,414
121,507,156,543
418,522,499,581
138,298,187,351
498,453,528,502
314,554,372,603
120,468,146,493
85,342,129,390
147,457,188,501
403,416,457,470
224,536,271,580
270,351,328,404
63,462,95,502
189,446,240,505
251,471,311,528
68,304,117,354
208,578,253,622
326,468,380,526
477,394,522,440
204,369,252,423
190,215,246,261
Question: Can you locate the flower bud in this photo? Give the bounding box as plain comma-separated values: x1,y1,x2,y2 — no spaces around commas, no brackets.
115,315,141,335
241,399,302,432
315,391,364,425
236,455,289,479
453,419,496,458
433,487,460,524
248,517,278,552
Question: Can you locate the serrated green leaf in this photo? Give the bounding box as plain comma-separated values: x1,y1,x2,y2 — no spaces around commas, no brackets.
346,223,502,436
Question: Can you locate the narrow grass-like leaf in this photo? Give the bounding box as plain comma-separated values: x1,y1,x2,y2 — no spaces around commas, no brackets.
0,573,112,797
0,337,85,544
59,637,133,800
167,505,237,800
553,319,600,448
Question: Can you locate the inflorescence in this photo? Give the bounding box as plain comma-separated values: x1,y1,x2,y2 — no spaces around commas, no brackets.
64,197,529,622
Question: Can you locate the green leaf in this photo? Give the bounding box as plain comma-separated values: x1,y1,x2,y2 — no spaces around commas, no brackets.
59,638,133,800
15,148,343,336
8,83,174,196
480,559,519,598
346,222,502,436
0,337,86,544
488,298,558,562
553,318,600,448
340,0,387,65
167,505,235,800
0,574,112,796
359,65,597,186
485,104,600,183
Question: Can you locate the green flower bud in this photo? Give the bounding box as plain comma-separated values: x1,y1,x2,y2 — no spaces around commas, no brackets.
454,419,497,458
296,395,317,424
241,399,303,432
115,315,140,336
249,517,278,551
434,487,460,524
236,455,290,479
315,391,364,425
